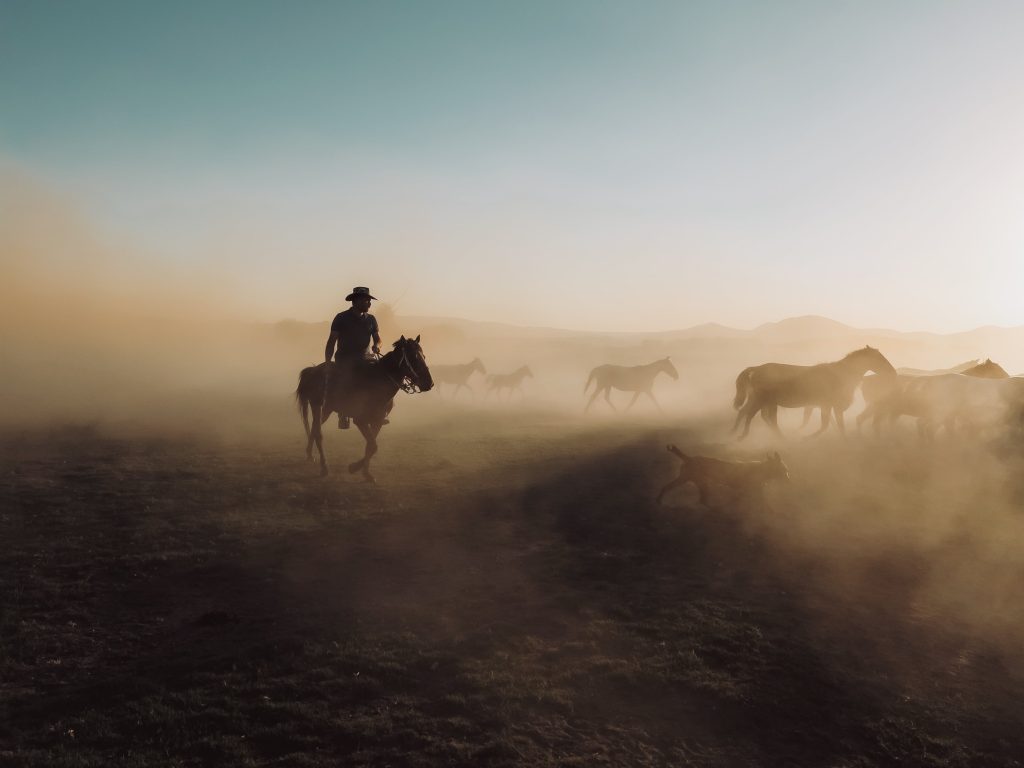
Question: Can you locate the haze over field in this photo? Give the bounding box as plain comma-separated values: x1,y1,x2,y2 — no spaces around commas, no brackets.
5,167,1024,429
4,1,1024,430
7,5,1024,764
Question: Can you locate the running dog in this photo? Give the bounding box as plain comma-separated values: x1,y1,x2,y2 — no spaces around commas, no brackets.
657,444,789,509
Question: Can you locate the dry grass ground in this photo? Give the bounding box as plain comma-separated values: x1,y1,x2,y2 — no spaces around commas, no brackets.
3,398,1024,766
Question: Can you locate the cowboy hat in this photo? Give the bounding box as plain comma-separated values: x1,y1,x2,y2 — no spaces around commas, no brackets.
345,286,378,301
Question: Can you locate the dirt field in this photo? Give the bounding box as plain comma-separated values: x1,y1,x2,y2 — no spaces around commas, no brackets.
4,397,1024,767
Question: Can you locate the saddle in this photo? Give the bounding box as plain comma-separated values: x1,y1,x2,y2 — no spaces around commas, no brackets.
327,356,380,418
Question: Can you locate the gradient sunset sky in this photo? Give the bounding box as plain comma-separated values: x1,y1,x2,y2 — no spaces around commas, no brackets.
3,1,1023,332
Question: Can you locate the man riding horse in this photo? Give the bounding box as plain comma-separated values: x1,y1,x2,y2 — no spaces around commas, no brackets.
324,286,382,429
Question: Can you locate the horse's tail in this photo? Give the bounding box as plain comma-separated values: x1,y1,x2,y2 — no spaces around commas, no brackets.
733,367,755,410
584,367,599,394
666,444,688,461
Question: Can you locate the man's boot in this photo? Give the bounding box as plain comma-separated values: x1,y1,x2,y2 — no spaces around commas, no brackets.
338,415,350,429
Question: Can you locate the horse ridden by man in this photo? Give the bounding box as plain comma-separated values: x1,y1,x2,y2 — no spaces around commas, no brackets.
584,358,678,413
295,287,433,480
296,335,432,480
732,346,896,439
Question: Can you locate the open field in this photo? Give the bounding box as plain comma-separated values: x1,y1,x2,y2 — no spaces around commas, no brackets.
4,398,1024,767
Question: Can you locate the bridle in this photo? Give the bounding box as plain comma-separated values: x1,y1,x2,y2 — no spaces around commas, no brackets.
383,343,426,394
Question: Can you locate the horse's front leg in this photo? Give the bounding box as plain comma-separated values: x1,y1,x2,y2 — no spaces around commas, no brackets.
602,387,617,411
625,391,641,411
646,390,663,413
761,403,785,439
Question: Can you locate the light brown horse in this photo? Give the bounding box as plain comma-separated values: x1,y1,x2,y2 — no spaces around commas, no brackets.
857,358,1010,434
732,346,896,439
295,335,433,480
893,373,1024,439
432,357,486,399
484,365,533,401
584,358,679,413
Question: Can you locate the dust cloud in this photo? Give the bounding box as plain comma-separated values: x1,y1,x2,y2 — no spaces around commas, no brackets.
6,167,1024,685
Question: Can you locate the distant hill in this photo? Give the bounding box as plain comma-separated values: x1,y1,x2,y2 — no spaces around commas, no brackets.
262,314,1024,373
266,313,1024,345
752,315,857,341
385,313,1024,346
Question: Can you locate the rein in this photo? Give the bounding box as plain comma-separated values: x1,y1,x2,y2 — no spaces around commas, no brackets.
381,346,423,394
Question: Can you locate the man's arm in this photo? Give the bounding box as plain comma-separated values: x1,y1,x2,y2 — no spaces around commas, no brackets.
325,332,339,363
370,317,381,355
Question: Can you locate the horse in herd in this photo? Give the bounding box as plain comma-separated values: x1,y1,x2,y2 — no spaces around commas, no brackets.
484,366,533,400
732,346,896,439
584,358,679,413
431,358,487,399
858,359,1021,438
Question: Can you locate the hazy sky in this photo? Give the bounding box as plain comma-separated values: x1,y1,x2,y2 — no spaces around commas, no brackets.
3,1,1023,332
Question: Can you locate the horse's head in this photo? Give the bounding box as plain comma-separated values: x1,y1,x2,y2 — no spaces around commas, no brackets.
660,357,680,380
392,335,433,392
964,359,1009,379
851,346,896,376
522,366,534,378
473,357,487,375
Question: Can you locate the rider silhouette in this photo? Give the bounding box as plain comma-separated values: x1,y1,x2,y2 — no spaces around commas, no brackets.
325,287,382,429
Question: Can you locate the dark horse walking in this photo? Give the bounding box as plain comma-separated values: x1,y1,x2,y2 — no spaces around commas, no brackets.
295,335,433,481
732,346,895,439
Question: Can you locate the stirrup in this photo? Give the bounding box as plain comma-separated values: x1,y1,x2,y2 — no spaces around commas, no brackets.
338,415,351,430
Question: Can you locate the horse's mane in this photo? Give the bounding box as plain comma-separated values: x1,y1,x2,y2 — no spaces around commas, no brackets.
840,346,874,361
387,337,419,353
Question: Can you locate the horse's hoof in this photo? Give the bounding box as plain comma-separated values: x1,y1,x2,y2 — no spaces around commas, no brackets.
348,461,361,474
364,474,375,484
320,467,329,477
